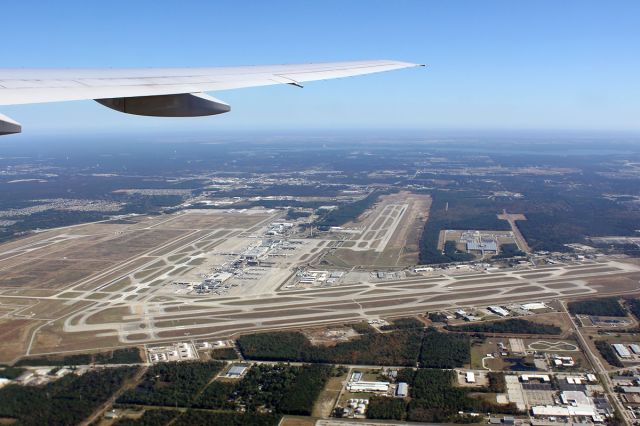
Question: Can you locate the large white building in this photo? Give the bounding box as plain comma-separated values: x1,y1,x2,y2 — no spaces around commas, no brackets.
396,382,408,397
613,343,631,358
347,381,390,393
488,306,510,317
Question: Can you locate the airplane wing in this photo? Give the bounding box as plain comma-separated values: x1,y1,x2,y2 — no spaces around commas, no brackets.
0,60,423,135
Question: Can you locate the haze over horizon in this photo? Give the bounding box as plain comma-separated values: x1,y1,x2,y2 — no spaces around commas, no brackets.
1,0,639,138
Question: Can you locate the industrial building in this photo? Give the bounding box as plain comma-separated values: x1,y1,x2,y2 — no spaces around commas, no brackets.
347,381,390,393
552,355,575,367
521,302,547,311
467,237,498,253
488,306,510,317
396,382,408,397
520,374,550,383
227,365,248,378
465,372,476,383
148,342,197,363
613,343,632,359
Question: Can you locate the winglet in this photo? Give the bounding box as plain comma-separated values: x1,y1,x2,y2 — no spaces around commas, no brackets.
0,113,21,136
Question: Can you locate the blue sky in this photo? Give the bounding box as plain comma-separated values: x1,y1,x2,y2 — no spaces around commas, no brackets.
1,0,639,137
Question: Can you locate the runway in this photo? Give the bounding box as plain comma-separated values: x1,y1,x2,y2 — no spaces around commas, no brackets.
63,259,640,344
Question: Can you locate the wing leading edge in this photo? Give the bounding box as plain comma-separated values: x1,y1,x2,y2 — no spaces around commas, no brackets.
0,60,423,134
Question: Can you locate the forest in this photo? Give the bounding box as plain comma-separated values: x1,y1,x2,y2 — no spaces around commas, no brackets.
418,191,510,264
313,190,389,228
193,364,332,416
493,243,526,259
446,318,561,335
443,240,475,262
238,328,471,368
15,347,142,366
595,340,624,368
0,365,26,379
172,411,281,426
420,331,470,368
625,298,640,321
379,317,425,331
366,369,520,422
568,297,627,317
208,347,239,360
114,409,179,425
0,366,138,425
427,312,448,323
114,409,281,426
238,329,423,366
117,361,225,407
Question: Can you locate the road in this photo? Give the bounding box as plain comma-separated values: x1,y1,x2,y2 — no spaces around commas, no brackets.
80,364,149,426
561,301,631,426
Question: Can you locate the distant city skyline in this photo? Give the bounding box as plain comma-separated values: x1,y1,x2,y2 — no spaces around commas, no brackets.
2,0,639,137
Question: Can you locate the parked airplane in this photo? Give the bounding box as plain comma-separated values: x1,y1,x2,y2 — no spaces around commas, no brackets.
0,60,422,135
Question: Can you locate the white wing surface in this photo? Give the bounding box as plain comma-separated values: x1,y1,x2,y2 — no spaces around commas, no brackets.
0,60,422,134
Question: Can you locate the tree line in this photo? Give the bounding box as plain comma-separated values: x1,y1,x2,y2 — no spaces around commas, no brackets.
0,366,138,425
568,297,627,317
367,369,520,422
117,361,225,407
238,327,471,369
445,318,561,335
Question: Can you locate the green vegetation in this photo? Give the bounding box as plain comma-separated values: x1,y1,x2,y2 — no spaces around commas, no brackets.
625,298,640,320
114,409,179,425
174,411,281,426
15,347,142,366
208,347,238,360
15,354,92,366
238,328,471,368
366,396,408,420
487,372,507,393
366,369,519,423
194,364,332,416
314,190,388,228
114,409,281,426
380,317,424,331
595,340,624,368
285,209,311,220
443,240,474,262
194,381,237,410
276,364,333,415
420,331,470,368
428,312,448,323
494,243,526,259
446,318,561,335
238,329,422,366
350,321,376,334
568,297,627,317
418,191,510,264
0,366,138,425
117,361,225,407
0,365,27,380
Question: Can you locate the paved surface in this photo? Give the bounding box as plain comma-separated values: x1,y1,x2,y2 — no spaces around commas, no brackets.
1,208,639,360
60,259,640,345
